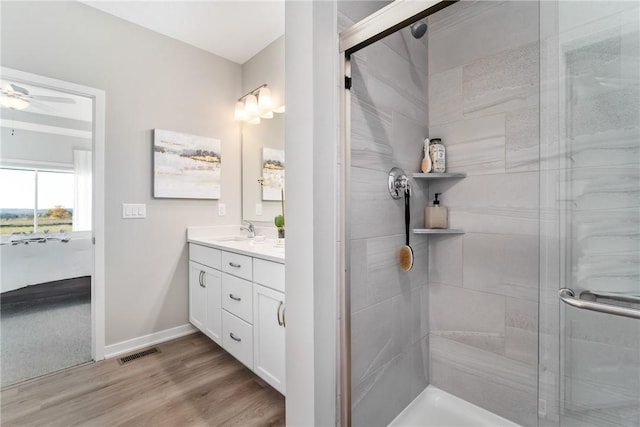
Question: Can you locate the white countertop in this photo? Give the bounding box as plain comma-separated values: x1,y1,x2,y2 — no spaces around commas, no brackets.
187,225,285,263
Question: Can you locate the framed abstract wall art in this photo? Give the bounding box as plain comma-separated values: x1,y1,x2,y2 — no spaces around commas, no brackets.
153,129,221,199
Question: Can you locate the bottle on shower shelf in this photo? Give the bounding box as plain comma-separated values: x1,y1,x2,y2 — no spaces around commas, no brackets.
429,138,446,173
421,137,432,173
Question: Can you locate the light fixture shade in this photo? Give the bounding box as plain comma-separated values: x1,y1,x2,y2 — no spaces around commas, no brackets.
1,96,29,110
260,110,274,119
273,105,286,114
248,116,261,125
258,87,273,117
244,94,259,119
234,101,247,121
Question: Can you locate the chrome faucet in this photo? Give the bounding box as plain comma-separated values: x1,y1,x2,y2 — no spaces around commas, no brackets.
240,222,256,238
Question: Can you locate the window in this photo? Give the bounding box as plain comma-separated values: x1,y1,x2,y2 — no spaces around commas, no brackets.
0,168,77,235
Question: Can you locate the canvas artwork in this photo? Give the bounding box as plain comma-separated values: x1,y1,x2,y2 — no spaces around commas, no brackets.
261,147,285,201
153,129,221,199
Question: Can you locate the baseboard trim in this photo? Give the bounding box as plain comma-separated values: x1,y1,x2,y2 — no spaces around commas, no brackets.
104,324,198,359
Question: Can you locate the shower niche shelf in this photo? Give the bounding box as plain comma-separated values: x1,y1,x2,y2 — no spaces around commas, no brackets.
412,172,466,179
413,229,464,235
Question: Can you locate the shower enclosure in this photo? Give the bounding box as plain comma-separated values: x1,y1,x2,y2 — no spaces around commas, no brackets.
338,1,639,426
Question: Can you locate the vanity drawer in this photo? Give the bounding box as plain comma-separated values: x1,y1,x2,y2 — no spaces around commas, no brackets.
222,251,252,281
222,310,253,370
189,244,221,270
253,259,285,293
222,273,253,323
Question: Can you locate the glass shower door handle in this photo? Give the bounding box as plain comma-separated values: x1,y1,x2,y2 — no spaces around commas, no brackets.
559,288,640,320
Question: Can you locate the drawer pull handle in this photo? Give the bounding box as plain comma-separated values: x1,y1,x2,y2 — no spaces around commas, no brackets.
229,332,241,342
277,301,284,326
199,271,205,288
229,293,241,302
229,262,241,268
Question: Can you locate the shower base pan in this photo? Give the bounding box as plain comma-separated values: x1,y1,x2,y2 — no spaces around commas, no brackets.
389,385,519,426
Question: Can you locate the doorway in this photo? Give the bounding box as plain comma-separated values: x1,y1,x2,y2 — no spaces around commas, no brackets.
0,67,105,387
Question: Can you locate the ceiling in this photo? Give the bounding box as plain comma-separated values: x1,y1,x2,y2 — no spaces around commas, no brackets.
80,1,285,65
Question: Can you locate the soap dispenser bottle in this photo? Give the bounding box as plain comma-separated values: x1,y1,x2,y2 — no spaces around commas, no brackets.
425,193,448,229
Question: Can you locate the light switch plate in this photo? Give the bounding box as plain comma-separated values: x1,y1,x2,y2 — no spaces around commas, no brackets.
122,203,146,219
218,203,226,216
255,203,263,216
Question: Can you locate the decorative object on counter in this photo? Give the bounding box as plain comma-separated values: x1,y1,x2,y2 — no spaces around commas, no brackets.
234,83,285,125
429,138,446,173
425,193,448,229
153,129,221,199
259,171,286,239
261,148,285,201
275,213,285,239
421,137,432,173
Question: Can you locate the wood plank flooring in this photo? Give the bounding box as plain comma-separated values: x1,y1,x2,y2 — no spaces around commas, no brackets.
0,333,285,426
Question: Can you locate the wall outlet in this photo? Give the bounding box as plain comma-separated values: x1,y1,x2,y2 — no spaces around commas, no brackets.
122,203,146,219
218,203,226,216
255,203,263,216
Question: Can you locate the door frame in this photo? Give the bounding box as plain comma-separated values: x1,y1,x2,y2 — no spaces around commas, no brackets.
1,66,106,360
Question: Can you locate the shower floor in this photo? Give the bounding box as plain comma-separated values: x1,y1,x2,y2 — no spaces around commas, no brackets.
389,385,519,427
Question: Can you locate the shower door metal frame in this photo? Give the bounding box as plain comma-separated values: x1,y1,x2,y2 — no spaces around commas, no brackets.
338,1,456,425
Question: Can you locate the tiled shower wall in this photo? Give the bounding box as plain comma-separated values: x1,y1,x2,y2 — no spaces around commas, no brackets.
426,2,540,426
339,2,433,426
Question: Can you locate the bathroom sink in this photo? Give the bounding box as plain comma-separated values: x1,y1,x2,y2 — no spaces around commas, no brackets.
212,235,250,242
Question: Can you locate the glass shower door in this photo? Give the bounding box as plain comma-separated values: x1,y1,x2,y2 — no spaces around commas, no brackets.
540,1,640,426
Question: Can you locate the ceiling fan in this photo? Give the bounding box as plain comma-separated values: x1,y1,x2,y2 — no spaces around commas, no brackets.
1,83,75,110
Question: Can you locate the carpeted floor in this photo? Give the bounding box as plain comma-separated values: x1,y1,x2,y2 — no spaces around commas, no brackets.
1,277,92,388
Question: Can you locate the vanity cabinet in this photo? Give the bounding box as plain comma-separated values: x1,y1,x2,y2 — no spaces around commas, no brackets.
189,259,222,345
188,242,285,395
253,283,285,394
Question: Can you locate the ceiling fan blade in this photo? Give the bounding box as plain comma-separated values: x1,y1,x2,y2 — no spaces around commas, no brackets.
9,83,29,95
30,95,76,104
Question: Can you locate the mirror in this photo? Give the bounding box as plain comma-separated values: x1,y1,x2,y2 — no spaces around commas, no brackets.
241,36,285,224
242,114,284,222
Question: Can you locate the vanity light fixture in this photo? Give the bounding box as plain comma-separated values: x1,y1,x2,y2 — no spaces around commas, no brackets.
234,84,282,124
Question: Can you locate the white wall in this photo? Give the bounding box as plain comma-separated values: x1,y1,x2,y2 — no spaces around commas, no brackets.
285,1,339,425
1,1,242,346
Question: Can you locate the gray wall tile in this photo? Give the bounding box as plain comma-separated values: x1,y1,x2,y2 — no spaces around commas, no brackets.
430,334,538,426
428,67,463,125
505,297,539,365
430,283,506,355
427,1,539,75
463,233,539,301
506,106,540,172
428,235,463,287
430,172,539,236
463,41,540,118
353,340,429,427
366,233,429,305
429,114,506,175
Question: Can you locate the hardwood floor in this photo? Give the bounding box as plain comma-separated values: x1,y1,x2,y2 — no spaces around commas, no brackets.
0,333,285,426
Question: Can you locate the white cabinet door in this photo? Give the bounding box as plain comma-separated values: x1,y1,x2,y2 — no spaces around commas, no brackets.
203,266,222,345
253,283,285,395
189,261,206,331
189,261,222,345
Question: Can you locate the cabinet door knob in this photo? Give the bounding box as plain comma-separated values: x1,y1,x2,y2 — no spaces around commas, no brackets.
228,262,241,268
229,332,241,342
229,293,241,301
